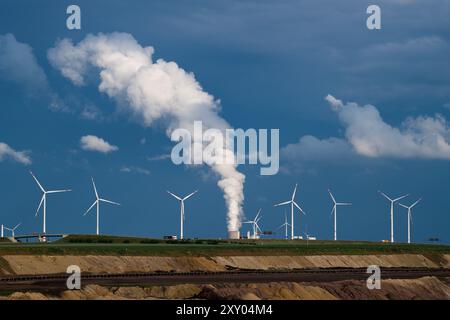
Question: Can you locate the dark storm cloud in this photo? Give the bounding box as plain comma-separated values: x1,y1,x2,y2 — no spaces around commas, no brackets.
153,0,450,104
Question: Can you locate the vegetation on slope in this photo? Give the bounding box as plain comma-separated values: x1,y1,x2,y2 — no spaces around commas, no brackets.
0,234,448,256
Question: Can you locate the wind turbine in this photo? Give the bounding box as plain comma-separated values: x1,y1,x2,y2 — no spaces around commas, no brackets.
243,209,262,239
399,198,421,244
328,189,351,241
167,190,198,240
84,178,121,235
30,171,71,234
274,183,306,240
4,223,21,237
378,191,408,243
277,211,291,239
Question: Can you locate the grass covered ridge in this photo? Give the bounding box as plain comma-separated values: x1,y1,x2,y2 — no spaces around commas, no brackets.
0,234,448,256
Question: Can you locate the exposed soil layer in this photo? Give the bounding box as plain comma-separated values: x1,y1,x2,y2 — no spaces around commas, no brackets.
2,254,449,300
2,254,449,275
2,277,449,300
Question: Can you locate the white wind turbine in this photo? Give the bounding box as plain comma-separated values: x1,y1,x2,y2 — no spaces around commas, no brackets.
4,223,21,237
167,190,198,240
277,211,291,239
399,198,421,244
328,189,351,241
378,191,408,243
274,183,306,240
243,209,262,239
30,171,71,234
84,178,121,235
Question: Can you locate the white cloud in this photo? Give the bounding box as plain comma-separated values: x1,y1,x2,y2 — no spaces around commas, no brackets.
282,135,353,162
281,96,450,170
120,166,150,175
324,94,344,110
0,142,31,165
0,34,66,111
81,103,103,120
280,135,358,173
325,95,450,159
147,154,171,161
80,135,118,154
0,34,48,91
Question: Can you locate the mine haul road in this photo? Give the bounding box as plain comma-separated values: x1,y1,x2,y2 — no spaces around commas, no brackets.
0,267,449,291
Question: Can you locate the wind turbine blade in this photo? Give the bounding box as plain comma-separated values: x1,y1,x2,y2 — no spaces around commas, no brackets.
35,194,45,217
337,202,352,206
47,189,72,194
84,201,97,216
291,183,298,200
167,191,182,201
30,171,45,192
293,201,306,215
378,190,392,201
183,190,198,201
274,200,291,207
255,209,262,221
328,189,336,204
13,222,21,230
276,225,284,230
330,205,335,217
92,177,99,199
100,198,121,206
393,194,409,202
411,198,422,208
398,203,409,209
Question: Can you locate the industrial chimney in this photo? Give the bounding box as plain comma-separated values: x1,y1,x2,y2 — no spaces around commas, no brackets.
228,230,240,239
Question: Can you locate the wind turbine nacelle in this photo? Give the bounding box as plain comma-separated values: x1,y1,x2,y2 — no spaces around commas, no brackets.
228,230,240,239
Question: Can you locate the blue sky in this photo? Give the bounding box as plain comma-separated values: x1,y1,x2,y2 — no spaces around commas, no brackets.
0,0,449,243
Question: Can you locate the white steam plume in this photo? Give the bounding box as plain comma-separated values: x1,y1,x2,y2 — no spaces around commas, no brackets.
48,32,245,231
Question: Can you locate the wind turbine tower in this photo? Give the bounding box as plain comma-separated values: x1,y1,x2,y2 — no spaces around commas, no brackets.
167,190,198,240
399,198,421,244
243,209,262,239
274,183,306,240
84,178,121,235
378,191,408,243
30,171,71,234
328,189,351,241
277,212,291,239
4,223,21,237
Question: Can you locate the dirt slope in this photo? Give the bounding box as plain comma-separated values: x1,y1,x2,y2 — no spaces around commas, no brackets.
2,277,449,300
1,254,445,275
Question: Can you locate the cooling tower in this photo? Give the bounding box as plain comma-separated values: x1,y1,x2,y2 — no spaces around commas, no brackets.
228,230,240,239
